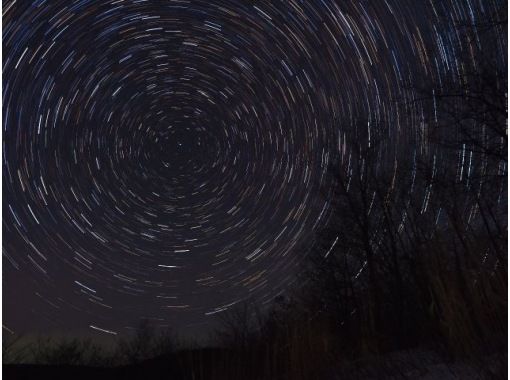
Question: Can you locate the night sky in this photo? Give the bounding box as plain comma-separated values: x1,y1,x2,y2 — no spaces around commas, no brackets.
3,0,504,337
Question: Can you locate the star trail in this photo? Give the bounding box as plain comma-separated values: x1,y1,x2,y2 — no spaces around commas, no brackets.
3,0,505,335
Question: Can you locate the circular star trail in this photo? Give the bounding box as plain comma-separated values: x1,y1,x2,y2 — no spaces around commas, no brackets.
3,0,505,334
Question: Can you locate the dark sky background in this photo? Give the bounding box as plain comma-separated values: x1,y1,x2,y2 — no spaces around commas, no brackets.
3,0,504,338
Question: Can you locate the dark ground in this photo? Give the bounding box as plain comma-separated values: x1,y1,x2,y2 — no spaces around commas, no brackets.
3,348,506,380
